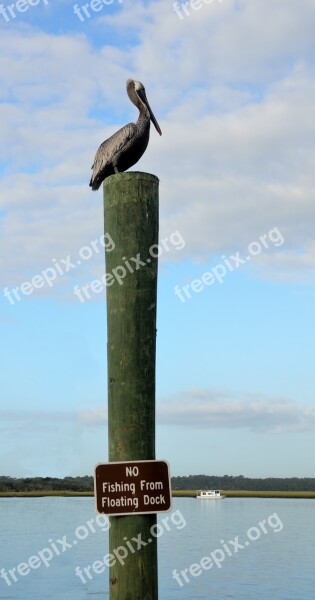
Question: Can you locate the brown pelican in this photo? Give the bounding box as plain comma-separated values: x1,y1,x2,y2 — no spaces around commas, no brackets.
89,79,162,191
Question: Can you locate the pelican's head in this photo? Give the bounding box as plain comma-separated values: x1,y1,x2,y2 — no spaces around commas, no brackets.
127,79,162,136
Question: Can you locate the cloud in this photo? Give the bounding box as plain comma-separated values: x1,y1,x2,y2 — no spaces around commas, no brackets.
0,388,313,476
159,391,315,433
79,406,107,425
0,409,100,477
0,410,77,434
77,390,315,433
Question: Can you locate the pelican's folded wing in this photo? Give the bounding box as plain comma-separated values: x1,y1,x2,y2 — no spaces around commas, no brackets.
90,123,136,190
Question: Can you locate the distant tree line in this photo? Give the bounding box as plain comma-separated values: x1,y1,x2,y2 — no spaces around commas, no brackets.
171,475,315,491
1,474,315,492
0,476,93,492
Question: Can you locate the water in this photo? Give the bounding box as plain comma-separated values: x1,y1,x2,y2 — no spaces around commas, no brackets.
0,497,314,599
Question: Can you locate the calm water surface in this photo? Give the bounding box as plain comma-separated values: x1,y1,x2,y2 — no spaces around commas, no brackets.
0,497,314,599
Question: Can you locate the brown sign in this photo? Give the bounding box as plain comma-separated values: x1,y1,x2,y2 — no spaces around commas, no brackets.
94,460,172,516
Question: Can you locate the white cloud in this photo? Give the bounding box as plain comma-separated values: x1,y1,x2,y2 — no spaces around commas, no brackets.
77,390,315,433
0,410,77,434
157,390,315,433
0,410,101,477
0,387,313,476
79,406,107,425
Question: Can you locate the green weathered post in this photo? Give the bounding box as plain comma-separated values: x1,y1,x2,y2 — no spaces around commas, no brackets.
104,171,159,600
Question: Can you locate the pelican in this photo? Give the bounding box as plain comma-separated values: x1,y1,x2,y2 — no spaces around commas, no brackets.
89,79,162,191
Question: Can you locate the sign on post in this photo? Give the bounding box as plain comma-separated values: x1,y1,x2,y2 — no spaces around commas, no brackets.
94,460,172,516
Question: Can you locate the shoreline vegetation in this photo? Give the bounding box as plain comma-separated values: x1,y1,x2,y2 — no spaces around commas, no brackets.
1,475,315,498
1,490,315,498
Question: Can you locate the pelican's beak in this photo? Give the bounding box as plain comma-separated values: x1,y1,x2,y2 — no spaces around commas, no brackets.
138,88,162,136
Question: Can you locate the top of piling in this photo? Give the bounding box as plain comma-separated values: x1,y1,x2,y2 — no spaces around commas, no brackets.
104,171,159,189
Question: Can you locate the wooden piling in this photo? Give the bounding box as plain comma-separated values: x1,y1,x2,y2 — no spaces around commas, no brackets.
104,172,159,600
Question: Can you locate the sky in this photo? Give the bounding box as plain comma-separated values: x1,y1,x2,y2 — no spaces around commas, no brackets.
1,0,315,479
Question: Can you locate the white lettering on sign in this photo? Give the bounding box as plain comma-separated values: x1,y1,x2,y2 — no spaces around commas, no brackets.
140,480,163,491
144,494,166,505
102,481,136,494
102,496,139,509
126,466,139,476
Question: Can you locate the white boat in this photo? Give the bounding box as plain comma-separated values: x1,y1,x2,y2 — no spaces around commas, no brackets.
196,489,225,499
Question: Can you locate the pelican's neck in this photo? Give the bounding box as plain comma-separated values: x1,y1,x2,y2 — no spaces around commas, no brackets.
127,81,150,120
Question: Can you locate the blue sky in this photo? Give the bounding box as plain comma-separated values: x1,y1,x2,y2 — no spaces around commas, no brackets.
1,0,315,479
